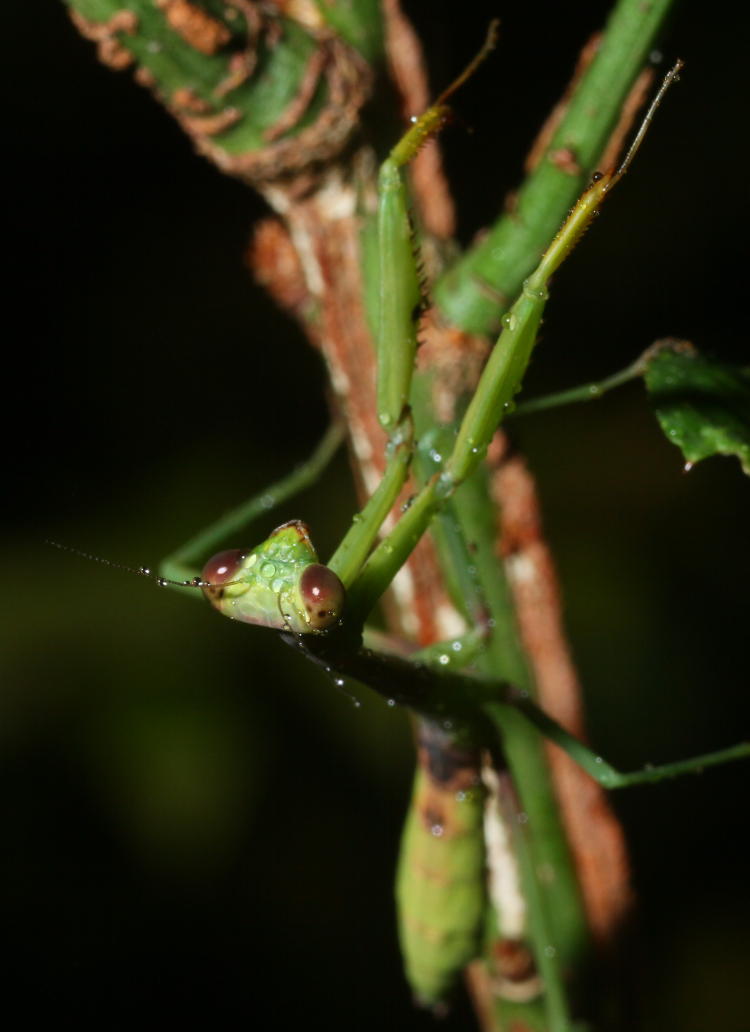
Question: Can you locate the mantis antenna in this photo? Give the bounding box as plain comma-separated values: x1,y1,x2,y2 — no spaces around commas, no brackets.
434,19,500,107
48,519,346,636
45,539,214,588
610,57,684,184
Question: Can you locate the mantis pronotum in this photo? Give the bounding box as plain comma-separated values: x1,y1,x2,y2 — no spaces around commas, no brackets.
53,31,749,1027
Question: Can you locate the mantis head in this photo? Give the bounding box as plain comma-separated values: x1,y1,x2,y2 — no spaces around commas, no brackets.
201,520,345,634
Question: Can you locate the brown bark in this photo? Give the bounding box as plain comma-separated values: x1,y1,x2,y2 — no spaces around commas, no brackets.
490,441,632,943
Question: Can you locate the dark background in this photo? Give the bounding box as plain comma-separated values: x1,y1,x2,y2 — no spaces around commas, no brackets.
4,2,749,1028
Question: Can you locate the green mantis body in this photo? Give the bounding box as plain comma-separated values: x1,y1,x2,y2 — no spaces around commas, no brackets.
49,3,750,1028
395,730,486,1007
68,38,744,1030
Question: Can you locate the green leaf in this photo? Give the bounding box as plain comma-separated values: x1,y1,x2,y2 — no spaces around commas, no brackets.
644,341,750,475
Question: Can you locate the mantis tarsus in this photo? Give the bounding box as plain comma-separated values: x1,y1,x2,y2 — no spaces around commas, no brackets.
55,29,749,1029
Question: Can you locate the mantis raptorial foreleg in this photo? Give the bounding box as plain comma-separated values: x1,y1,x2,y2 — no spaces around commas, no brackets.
345,62,686,625
329,27,499,588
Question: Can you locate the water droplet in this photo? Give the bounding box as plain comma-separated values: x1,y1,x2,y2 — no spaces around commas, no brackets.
456,790,466,802
502,312,518,332
260,562,276,579
430,823,444,837
588,384,601,397
429,449,442,464
544,945,557,958
442,720,453,731
387,698,396,707
379,412,393,427
246,554,258,567
334,678,345,688
522,278,548,301
669,429,677,438
517,811,529,824
683,461,694,473
451,641,462,652
260,494,274,510
140,567,151,576
438,653,450,665
595,756,604,764
352,514,362,523
271,578,284,593
156,578,167,588
435,472,454,499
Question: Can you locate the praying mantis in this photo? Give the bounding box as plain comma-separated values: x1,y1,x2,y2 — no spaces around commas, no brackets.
55,2,750,1029
82,44,743,1027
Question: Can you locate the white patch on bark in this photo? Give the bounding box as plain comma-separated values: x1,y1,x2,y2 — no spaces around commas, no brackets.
505,552,537,586
482,767,526,939
316,170,356,219
434,603,466,640
391,564,419,638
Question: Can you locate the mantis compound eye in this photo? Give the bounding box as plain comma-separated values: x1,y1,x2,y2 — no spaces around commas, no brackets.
201,549,245,593
299,563,345,630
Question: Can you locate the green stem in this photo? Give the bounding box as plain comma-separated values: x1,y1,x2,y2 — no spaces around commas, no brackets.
434,0,678,335
64,0,383,173
446,473,589,973
508,786,576,1032
511,355,645,416
508,696,750,789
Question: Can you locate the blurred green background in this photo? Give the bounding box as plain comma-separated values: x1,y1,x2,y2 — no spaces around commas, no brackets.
4,1,749,1028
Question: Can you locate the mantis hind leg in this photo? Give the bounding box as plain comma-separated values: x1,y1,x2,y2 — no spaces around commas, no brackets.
160,421,344,585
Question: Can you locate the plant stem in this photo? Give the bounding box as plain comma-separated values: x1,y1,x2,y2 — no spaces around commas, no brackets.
434,0,678,335
511,357,645,417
